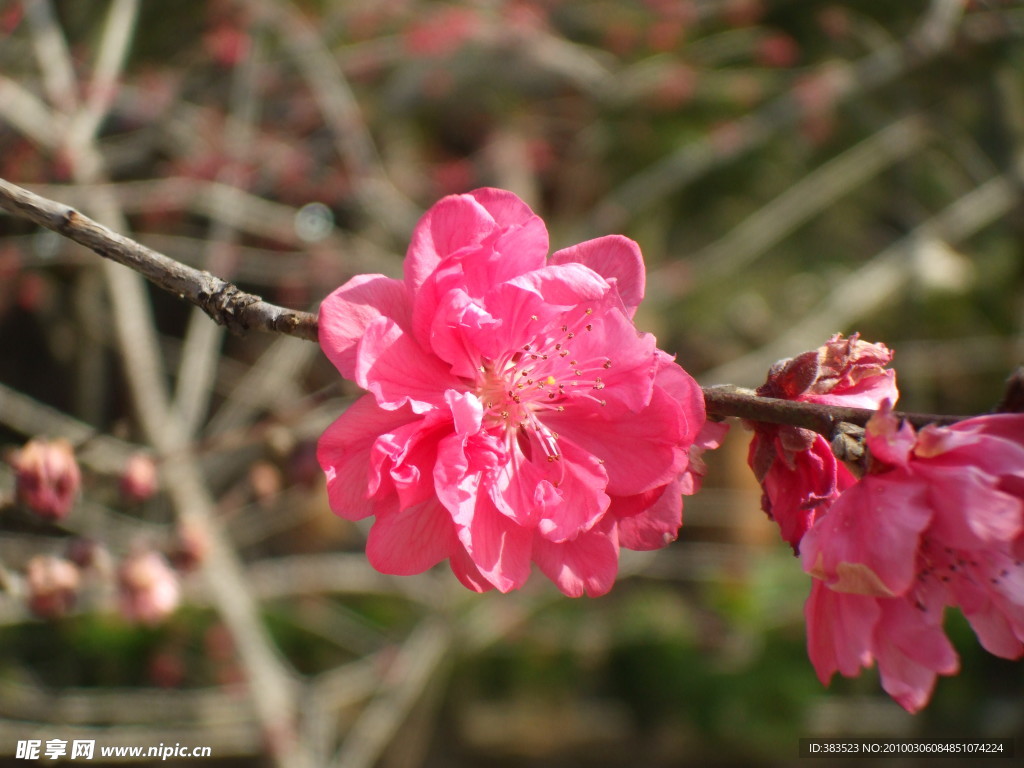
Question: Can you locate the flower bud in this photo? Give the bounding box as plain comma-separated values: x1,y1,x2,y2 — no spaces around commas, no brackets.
25,555,80,619
117,550,180,625
11,438,81,521
120,453,158,503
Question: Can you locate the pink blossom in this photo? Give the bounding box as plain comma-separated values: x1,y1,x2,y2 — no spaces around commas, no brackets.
120,452,158,503
317,188,706,596
747,334,896,551
11,438,81,521
801,405,1024,712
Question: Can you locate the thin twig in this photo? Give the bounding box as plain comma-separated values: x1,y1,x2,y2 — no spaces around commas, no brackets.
702,165,1023,387
587,0,965,232
702,385,967,436
0,177,319,341
0,177,992,440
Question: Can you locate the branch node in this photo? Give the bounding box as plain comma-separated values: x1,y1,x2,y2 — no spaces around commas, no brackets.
197,280,262,335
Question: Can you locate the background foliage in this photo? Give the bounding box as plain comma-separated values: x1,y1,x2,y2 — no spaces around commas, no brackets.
0,0,1022,765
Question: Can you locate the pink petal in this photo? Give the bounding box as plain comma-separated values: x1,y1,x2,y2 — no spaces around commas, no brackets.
922,464,1023,549
962,599,1024,659
551,235,646,318
318,275,411,380
449,544,495,592
562,307,659,414
366,497,459,575
806,369,898,409
655,356,707,445
758,434,842,552
427,289,499,380
864,404,916,468
873,598,958,714
801,475,932,597
456,493,534,593
369,411,450,509
545,385,684,497
355,317,462,413
403,193,496,293
469,187,540,229
679,419,730,495
531,438,610,543
317,396,418,520
804,579,879,683
920,415,1024,477
615,481,682,551
533,517,620,597
508,262,611,309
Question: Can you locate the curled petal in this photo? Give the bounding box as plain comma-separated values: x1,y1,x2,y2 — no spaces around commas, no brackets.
318,397,418,521
552,235,645,317
404,193,496,293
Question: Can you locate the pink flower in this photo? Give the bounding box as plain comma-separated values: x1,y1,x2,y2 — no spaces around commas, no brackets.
317,188,706,596
801,405,1024,712
11,438,81,521
747,334,896,550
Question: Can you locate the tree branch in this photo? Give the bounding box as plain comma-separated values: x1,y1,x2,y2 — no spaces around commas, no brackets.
0,177,319,342
701,385,967,435
0,176,984,436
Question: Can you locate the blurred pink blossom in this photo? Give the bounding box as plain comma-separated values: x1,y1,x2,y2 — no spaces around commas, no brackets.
25,555,80,619
11,438,81,521
118,551,180,625
120,453,159,503
801,405,1024,712
403,6,480,58
317,188,706,596
747,333,896,551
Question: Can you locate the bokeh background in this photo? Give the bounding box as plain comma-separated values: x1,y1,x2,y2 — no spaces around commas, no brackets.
0,0,1023,765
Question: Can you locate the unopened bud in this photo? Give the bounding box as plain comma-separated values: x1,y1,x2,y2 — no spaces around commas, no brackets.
117,550,180,625
25,555,80,619
120,453,158,503
11,438,81,520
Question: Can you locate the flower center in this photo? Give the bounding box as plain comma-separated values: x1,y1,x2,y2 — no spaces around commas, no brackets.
474,307,612,462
